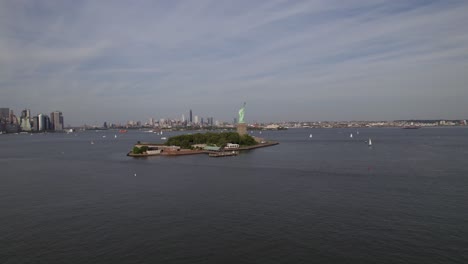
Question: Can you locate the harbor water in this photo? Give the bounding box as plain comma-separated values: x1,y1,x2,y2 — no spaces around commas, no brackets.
1,128,467,263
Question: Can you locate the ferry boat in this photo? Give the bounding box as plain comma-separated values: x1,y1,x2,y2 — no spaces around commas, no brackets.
119,129,128,133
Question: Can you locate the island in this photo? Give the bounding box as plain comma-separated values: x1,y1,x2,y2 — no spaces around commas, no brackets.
127,132,278,157
127,103,278,157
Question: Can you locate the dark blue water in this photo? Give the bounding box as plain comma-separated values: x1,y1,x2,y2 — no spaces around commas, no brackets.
1,128,467,264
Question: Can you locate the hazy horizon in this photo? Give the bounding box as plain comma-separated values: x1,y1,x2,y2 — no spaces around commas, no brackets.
1,1,468,125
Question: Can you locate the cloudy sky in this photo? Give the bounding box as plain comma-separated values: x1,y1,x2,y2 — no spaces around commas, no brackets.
1,0,468,125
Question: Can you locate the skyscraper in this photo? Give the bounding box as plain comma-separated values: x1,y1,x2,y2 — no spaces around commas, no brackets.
0,108,10,122
21,109,30,119
189,109,193,123
50,111,64,131
20,109,32,131
38,114,46,131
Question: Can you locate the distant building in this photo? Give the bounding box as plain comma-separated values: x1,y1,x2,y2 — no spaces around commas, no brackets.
21,109,30,119
225,143,239,149
20,113,32,131
194,115,199,124
207,117,214,126
38,114,45,131
9,109,15,123
44,115,51,130
192,144,207,149
0,108,10,122
32,116,39,131
37,114,52,131
50,111,64,131
203,146,221,151
189,109,193,123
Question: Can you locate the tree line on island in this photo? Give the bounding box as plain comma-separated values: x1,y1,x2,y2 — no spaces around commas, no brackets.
166,132,257,149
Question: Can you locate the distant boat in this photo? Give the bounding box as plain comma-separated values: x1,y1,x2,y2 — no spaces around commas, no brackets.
91,141,94,145
114,134,117,138
161,137,167,140
309,134,313,138
350,133,353,138
102,135,106,138
368,138,372,146
357,131,360,135
119,129,127,133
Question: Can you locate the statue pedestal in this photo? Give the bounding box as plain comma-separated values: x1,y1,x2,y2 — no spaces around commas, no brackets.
237,123,247,136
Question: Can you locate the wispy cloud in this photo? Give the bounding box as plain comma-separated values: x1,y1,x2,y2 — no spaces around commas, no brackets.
1,0,467,123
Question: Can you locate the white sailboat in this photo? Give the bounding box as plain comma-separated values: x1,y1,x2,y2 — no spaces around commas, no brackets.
309,134,313,138
350,133,353,138
357,130,360,135
114,134,117,138
368,138,372,146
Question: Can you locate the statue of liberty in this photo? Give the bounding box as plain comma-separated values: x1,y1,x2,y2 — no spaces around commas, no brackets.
238,102,246,123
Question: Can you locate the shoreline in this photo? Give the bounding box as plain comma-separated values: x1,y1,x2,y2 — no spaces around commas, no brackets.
128,141,279,157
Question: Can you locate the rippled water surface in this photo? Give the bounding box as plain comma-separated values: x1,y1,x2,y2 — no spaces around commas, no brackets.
1,128,467,263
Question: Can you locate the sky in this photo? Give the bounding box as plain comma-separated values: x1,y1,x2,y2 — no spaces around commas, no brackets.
1,0,468,125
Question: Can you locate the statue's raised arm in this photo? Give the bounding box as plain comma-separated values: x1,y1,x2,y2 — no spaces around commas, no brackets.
238,102,246,123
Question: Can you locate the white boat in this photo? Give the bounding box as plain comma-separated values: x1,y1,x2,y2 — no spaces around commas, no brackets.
91,141,94,145
357,131,360,135
368,138,372,146
350,133,353,138
309,134,313,138
114,134,117,138
161,137,167,140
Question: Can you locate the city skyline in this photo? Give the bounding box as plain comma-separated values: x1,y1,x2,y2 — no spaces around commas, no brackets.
2,104,468,128
1,1,468,124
